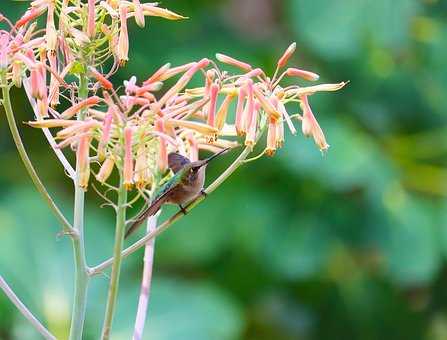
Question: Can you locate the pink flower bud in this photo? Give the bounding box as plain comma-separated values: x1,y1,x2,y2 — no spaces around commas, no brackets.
16,7,43,28
96,157,115,184
143,63,170,84
245,101,259,147
97,113,113,161
286,68,319,81
277,42,296,68
123,126,134,190
252,86,281,120
133,0,145,27
206,83,219,128
46,2,57,52
60,96,101,119
30,63,46,99
48,53,59,106
37,96,49,118
243,80,254,133
0,33,9,69
216,53,252,71
235,87,246,136
117,6,129,65
265,117,277,156
187,132,199,161
12,61,23,88
77,135,91,190
87,0,96,38
300,95,329,151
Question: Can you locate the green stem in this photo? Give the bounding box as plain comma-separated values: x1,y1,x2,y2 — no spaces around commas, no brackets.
101,180,128,340
0,72,72,232
68,73,90,340
0,274,56,340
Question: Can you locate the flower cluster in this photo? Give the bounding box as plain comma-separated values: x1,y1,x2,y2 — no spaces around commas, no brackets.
1,1,345,194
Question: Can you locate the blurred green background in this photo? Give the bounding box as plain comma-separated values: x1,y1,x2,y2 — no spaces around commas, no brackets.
2,0,447,339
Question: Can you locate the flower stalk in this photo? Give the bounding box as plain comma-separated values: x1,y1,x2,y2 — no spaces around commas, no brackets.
101,179,128,340
0,274,56,340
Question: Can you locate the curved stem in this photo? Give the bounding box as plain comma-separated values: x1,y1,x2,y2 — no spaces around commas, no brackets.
132,214,158,340
90,146,252,275
22,78,75,179
101,180,128,340
0,72,73,232
68,73,90,340
0,274,56,340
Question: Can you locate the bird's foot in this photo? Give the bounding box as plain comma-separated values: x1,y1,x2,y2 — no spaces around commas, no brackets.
179,204,188,215
200,189,208,197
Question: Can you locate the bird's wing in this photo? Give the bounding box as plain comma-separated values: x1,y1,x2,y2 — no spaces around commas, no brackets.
168,152,190,173
124,170,185,238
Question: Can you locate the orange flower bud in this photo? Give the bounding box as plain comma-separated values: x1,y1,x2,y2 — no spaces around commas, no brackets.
143,63,171,84
89,67,113,90
60,96,101,119
286,68,319,81
277,42,296,68
216,53,252,71
16,7,43,28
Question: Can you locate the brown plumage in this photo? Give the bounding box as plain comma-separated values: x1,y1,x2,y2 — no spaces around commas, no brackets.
124,148,229,238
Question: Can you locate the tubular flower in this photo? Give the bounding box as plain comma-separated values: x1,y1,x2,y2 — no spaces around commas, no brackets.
300,95,330,152
77,134,91,190
117,6,129,65
12,11,343,192
123,126,134,190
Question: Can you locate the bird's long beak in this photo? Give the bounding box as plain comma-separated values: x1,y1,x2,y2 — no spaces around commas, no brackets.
192,147,231,169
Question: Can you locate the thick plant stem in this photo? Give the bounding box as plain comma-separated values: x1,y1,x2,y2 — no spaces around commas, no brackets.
90,146,252,275
0,73,72,232
0,274,56,340
132,214,158,340
68,74,90,340
101,181,128,340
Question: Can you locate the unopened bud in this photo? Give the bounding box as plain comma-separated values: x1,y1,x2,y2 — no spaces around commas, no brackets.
277,42,296,68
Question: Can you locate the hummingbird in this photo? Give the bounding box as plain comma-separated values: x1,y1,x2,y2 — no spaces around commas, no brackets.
124,147,230,238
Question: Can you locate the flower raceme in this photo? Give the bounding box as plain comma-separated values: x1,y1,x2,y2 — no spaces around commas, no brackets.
1,4,345,195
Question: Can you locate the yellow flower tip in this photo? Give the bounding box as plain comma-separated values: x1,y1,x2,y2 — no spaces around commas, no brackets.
124,182,134,191
265,148,276,157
